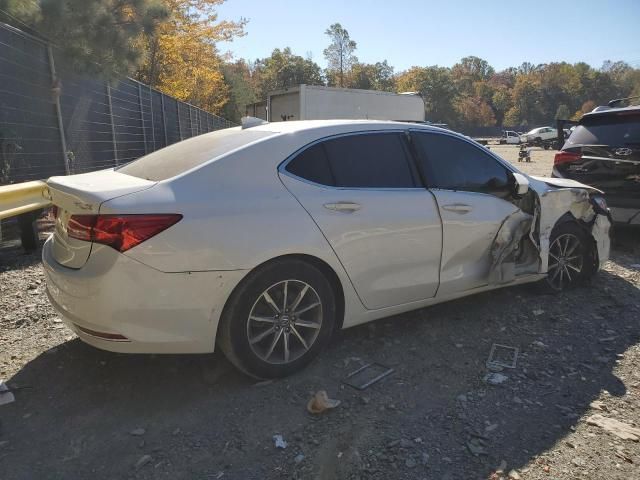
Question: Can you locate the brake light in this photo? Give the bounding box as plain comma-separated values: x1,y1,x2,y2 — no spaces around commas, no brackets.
67,214,182,252
554,151,582,165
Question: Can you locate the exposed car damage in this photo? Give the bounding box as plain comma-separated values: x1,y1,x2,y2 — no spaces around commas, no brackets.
489,175,611,285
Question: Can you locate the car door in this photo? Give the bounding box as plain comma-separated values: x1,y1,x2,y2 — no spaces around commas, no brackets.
410,131,521,296
279,131,442,310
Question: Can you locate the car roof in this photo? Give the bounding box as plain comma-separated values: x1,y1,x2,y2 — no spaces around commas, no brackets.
583,104,640,119
245,119,444,135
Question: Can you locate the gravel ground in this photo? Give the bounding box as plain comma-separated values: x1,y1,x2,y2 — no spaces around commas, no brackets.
1,147,639,480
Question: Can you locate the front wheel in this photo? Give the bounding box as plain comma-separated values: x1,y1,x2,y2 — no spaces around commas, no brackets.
544,222,595,292
217,259,337,379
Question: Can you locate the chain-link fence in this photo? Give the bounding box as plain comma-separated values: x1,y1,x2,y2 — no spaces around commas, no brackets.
0,22,234,185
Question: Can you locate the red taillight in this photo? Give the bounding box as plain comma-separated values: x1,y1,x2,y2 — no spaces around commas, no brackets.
67,214,182,252
554,151,582,165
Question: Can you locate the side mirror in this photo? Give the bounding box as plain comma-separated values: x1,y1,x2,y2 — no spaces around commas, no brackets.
512,172,529,196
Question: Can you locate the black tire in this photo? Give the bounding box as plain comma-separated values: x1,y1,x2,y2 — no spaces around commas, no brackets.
543,222,596,292
534,137,543,147
217,258,337,379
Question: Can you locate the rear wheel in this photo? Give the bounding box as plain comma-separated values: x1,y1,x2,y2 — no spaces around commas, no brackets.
217,259,336,379
544,222,594,292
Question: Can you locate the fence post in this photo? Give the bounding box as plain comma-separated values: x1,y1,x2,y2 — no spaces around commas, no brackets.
148,85,156,150
176,103,183,141
188,106,193,138
137,83,148,155
160,93,168,146
47,46,70,175
106,84,119,166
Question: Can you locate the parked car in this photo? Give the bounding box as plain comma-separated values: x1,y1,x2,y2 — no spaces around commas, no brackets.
501,130,521,144
553,105,640,225
43,120,611,378
520,126,557,145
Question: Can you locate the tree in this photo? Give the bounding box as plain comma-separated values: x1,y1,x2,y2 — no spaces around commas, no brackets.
221,59,258,122
252,47,323,98
136,0,246,113
451,56,494,94
396,66,457,125
0,0,168,77
349,61,395,91
323,23,357,87
455,97,495,128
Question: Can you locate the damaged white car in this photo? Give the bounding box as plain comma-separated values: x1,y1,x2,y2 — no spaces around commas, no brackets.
43,120,611,378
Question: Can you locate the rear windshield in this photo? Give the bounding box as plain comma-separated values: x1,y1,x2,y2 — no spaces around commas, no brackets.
567,113,640,147
118,128,275,181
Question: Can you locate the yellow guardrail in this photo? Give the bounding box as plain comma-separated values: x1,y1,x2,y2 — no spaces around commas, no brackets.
0,181,52,220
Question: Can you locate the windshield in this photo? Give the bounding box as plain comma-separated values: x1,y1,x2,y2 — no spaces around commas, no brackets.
118,128,276,181
567,113,640,147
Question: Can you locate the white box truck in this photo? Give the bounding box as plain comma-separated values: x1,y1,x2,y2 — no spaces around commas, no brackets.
247,85,425,123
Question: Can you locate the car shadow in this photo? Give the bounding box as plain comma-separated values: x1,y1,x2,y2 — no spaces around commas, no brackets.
2,258,639,479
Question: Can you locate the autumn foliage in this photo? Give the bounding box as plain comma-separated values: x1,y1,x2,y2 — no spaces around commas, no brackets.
135,0,246,112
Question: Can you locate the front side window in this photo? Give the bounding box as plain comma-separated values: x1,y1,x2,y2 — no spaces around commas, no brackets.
412,132,511,194
285,132,417,188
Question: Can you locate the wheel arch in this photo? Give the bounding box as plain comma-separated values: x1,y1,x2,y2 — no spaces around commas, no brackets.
549,211,599,273
217,253,346,338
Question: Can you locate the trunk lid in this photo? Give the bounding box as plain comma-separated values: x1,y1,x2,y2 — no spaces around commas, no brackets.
47,169,156,268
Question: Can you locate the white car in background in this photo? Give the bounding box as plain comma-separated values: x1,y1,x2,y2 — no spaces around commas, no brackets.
43,120,611,378
520,126,557,145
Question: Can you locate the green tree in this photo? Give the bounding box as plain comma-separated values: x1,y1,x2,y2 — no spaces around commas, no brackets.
253,47,323,98
349,60,395,91
221,59,258,122
0,0,168,77
323,23,357,87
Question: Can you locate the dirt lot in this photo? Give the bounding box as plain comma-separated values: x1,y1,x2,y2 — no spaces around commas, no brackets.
1,147,640,480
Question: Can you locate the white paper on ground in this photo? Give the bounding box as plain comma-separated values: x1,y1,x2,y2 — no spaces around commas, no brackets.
0,380,15,406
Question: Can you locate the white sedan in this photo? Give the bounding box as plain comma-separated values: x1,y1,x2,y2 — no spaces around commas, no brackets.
43,120,611,378
520,126,557,144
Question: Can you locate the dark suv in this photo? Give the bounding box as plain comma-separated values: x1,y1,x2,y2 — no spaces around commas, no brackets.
553,105,640,225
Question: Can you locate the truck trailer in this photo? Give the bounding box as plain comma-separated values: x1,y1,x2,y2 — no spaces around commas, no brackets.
246,85,425,123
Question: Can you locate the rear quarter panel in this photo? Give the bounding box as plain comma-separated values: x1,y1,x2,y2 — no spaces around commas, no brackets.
101,130,367,326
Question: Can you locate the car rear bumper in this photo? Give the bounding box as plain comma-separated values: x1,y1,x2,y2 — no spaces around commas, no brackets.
42,238,248,354
551,167,640,226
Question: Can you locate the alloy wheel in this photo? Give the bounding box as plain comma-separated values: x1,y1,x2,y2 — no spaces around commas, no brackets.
246,280,323,364
547,233,584,290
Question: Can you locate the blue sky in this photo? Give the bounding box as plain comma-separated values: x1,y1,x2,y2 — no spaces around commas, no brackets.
216,0,640,71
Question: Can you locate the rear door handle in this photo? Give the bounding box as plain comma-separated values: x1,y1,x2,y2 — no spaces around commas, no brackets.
441,203,472,213
323,201,361,213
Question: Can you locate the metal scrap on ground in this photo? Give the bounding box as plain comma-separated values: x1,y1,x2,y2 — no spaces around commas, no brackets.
343,363,394,390
486,344,519,370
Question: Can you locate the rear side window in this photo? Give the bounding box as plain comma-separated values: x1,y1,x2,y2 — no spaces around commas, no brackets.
286,143,334,186
412,132,510,193
118,128,275,181
286,132,416,188
567,113,640,147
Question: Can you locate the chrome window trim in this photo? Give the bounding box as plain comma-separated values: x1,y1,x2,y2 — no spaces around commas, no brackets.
277,129,425,191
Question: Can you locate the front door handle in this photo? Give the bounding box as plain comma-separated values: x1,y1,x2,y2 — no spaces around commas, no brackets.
441,203,472,214
323,201,361,213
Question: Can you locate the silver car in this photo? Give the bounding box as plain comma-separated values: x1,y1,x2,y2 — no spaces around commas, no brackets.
43,120,611,378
